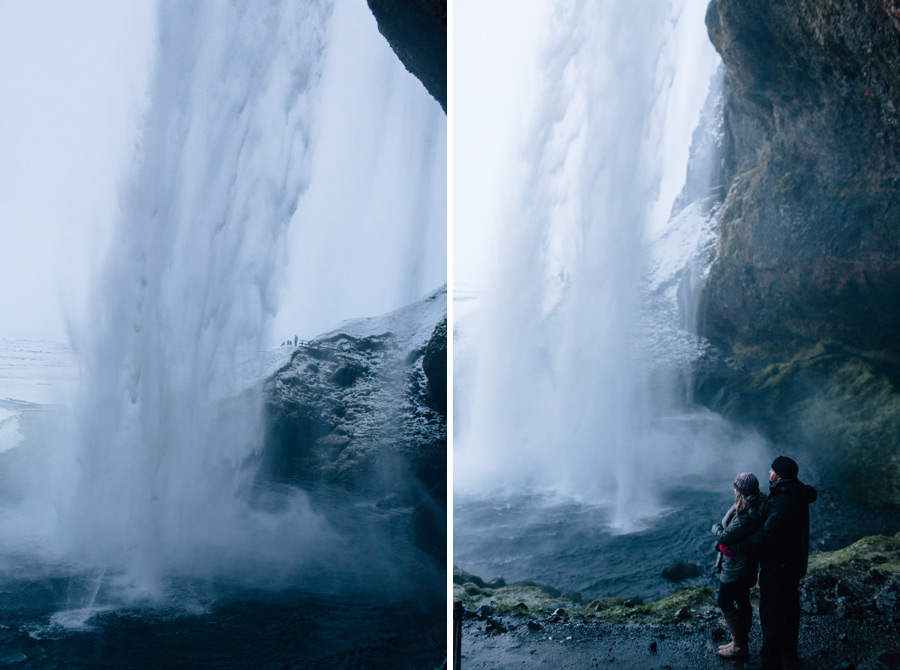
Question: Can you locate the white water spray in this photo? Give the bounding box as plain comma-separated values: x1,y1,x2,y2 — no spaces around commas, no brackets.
21,0,447,599
455,0,761,526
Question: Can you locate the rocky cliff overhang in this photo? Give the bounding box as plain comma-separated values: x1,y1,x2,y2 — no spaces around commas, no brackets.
694,1,900,507
700,0,900,356
367,0,447,112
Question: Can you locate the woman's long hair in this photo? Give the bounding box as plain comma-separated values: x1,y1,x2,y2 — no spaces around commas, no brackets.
734,489,750,514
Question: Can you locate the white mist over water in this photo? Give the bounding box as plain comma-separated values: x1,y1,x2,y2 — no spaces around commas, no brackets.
0,0,445,608
455,0,765,528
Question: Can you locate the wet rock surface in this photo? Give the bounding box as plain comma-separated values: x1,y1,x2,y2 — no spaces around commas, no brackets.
693,349,900,507
421,315,447,414
663,562,702,582
699,0,900,357
261,287,446,557
688,1,900,508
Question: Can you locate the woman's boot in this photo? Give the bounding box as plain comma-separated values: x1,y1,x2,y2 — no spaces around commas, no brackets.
717,611,749,659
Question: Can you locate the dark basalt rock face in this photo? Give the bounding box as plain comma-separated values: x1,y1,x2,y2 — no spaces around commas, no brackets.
700,0,900,356
695,1,900,506
259,296,447,559
422,314,447,414
366,0,447,112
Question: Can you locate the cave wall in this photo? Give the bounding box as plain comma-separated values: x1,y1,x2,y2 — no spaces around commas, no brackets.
696,0,900,506
700,0,900,356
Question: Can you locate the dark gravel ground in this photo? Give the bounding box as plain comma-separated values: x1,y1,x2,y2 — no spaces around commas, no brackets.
457,561,900,670
460,611,900,670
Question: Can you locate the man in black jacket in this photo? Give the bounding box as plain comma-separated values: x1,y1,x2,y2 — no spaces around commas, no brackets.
725,456,817,670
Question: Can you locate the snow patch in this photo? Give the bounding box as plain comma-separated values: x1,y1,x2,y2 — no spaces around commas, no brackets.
317,285,446,349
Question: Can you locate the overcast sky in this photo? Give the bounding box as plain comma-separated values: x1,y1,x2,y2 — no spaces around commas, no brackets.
0,1,156,341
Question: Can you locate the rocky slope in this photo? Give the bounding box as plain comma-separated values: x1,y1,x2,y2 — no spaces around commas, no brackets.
692,0,900,506
259,286,447,558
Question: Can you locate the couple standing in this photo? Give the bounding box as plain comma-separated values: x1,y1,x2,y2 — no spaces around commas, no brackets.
712,456,818,670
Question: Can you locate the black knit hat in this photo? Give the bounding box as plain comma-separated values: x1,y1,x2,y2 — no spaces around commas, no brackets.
771,455,799,479
733,472,759,496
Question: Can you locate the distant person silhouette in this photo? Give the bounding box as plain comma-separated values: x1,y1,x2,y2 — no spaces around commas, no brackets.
725,456,818,670
712,472,766,660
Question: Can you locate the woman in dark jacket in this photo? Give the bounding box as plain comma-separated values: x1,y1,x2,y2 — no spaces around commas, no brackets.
711,472,767,660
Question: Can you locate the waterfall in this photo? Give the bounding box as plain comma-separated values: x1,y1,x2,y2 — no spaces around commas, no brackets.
42,0,445,596
53,0,330,588
455,0,756,526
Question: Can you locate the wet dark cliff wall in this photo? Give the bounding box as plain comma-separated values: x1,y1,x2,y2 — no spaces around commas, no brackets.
695,0,900,507
261,290,447,560
367,0,447,112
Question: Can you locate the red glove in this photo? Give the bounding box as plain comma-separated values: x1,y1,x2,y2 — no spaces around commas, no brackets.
717,543,735,558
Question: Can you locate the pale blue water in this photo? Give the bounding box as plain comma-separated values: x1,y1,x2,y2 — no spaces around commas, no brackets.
454,487,727,602
454,478,897,604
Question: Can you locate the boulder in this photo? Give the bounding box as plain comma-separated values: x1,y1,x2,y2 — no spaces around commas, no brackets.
662,562,702,581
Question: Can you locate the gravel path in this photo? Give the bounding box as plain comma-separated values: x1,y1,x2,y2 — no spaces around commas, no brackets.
459,606,900,669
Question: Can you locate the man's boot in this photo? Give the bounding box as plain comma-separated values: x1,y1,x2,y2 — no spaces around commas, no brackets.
740,606,753,651
718,607,752,654
717,612,749,659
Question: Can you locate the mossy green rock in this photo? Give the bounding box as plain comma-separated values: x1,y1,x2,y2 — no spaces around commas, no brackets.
587,597,625,611
462,582,482,596
807,533,900,574
697,350,900,507
592,588,717,624
453,582,570,614
452,566,488,589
